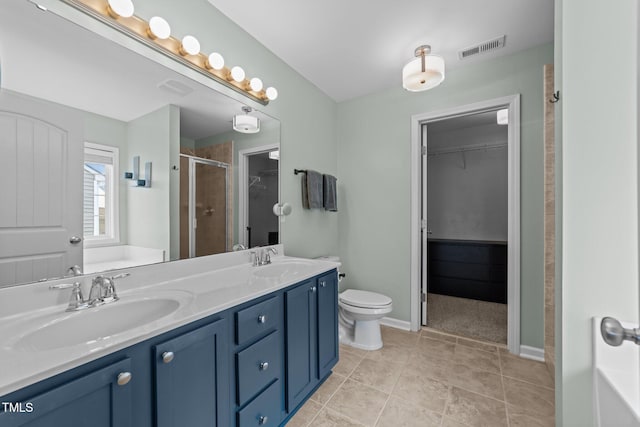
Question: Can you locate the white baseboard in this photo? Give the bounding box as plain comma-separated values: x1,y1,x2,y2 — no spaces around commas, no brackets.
519,345,545,362
380,317,411,331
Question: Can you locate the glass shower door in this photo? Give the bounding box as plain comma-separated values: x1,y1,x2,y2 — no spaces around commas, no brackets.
179,155,229,259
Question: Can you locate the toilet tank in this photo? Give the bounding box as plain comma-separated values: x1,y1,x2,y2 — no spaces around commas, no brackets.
315,256,344,282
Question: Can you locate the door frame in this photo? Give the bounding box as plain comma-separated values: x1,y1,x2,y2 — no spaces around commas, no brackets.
238,144,280,248
409,94,521,354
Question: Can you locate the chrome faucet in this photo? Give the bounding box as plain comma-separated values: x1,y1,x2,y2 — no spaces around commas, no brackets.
250,246,278,266
50,273,129,312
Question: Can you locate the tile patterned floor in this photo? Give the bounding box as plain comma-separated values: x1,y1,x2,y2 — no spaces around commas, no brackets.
286,326,555,427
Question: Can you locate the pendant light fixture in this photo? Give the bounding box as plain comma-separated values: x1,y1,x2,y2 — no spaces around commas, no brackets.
402,45,445,92
233,107,260,134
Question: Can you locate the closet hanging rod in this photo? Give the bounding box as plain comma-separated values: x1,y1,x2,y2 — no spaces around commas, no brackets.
427,142,507,157
294,169,307,175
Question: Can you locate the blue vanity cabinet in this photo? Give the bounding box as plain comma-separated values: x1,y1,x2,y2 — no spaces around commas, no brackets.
285,278,318,412
0,267,339,427
154,319,229,427
317,271,339,379
0,359,133,427
284,271,339,414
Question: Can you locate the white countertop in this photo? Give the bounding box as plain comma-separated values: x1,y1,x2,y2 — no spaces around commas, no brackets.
0,247,339,396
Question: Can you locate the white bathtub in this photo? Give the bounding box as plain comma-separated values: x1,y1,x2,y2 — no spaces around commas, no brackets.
593,317,640,426
84,245,165,274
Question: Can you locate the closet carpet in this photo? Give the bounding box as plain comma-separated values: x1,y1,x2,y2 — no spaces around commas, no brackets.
427,293,507,344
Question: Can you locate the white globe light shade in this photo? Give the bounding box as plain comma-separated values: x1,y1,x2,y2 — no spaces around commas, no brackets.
233,114,260,134
402,54,445,91
249,78,263,92
231,66,245,82
207,52,225,70
108,0,134,18
265,87,278,101
148,16,171,40
181,35,200,56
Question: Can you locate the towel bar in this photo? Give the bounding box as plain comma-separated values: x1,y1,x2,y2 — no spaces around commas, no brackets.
294,169,307,175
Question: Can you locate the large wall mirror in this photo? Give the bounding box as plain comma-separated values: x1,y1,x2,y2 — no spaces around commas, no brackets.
0,0,281,288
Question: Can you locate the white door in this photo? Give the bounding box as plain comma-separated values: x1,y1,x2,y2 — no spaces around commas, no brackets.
0,90,83,286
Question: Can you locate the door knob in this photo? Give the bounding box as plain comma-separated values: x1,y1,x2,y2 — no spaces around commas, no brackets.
259,361,269,371
69,236,82,244
601,317,640,346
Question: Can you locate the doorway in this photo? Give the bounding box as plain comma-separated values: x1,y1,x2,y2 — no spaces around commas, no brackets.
423,111,509,344
179,154,230,259
238,145,280,248
410,95,521,354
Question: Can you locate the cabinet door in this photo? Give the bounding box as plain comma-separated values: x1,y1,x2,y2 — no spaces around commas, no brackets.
285,280,317,411
154,319,229,427
0,359,132,427
317,271,339,379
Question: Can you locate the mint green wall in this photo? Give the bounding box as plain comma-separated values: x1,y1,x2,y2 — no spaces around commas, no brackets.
196,120,280,245
337,44,553,348
133,0,339,258
126,105,179,259
559,1,638,425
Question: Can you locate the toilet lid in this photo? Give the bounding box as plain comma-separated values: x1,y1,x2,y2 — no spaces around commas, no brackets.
339,289,392,308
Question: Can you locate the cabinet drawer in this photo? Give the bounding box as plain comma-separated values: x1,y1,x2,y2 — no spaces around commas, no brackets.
237,379,281,427
236,296,279,345
237,331,281,405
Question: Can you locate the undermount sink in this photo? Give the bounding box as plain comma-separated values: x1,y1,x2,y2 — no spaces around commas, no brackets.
12,292,192,352
252,260,316,279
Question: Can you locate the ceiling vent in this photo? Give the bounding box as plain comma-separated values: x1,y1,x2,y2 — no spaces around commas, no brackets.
458,35,506,60
157,79,194,97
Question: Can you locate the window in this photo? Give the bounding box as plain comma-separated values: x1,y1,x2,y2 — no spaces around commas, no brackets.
84,142,119,246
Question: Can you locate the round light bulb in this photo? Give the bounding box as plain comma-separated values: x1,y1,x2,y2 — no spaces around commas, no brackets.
180,35,200,56
107,0,134,18
231,66,245,82
265,87,278,101
249,77,263,92
148,16,171,40
207,52,225,70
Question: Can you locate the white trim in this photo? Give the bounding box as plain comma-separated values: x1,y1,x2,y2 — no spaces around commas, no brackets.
379,317,412,331
409,95,521,355
83,141,120,248
238,144,280,247
519,345,545,362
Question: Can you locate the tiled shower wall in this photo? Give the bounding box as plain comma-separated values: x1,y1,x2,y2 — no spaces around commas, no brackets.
543,64,556,381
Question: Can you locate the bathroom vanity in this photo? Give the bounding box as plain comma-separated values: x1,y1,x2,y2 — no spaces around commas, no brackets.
0,248,339,426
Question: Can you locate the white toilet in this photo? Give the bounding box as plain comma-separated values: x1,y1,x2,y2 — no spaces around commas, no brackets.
318,256,393,350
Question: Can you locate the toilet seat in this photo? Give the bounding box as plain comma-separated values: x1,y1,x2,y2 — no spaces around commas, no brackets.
339,289,392,309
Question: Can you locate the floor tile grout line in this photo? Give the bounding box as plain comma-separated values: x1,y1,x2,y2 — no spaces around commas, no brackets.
501,373,555,390
307,369,349,426
498,350,510,427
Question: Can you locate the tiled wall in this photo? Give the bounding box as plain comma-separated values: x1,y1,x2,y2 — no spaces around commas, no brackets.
543,64,556,381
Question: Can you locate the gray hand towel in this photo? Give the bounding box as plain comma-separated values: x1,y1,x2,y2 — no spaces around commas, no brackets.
323,174,337,211
302,170,323,209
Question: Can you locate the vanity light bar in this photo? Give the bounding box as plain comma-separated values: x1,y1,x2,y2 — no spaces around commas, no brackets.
60,0,278,105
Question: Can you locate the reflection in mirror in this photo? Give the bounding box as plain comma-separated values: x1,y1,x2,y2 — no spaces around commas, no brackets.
0,0,280,288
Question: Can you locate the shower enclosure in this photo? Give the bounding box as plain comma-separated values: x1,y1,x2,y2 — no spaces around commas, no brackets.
179,154,230,259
